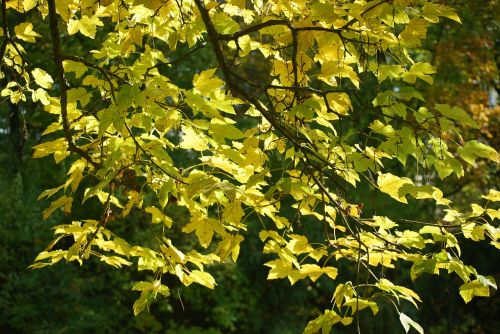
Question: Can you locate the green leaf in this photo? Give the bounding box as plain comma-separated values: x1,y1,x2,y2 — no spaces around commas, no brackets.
435,104,478,128
458,140,499,165
402,62,436,84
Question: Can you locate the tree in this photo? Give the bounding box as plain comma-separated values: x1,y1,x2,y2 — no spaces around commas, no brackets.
1,0,499,332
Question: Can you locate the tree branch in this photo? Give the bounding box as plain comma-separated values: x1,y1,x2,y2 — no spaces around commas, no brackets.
218,19,290,41
47,0,100,168
0,0,9,69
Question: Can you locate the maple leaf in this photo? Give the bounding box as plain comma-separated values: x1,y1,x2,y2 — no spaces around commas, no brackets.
192,68,225,96
14,22,41,42
67,15,104,38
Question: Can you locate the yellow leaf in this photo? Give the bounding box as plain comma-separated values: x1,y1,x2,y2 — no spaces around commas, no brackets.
33,138,69,163
68,87,91,107
145,206,172,228
372,216,398,231
56,0,74,22
179,125,209,151
3,89,25,104
32,68,54,89
300,264,338,282
23,0,37,11
407,185,451,206
222,200,244,227
264,259,301,283
377,173,414,203
182,214,222,248
209,122,246,140
37,184,65,200
100,255,132,268
483,189,500,202
186,270,216,289
304,310,344,334
319,61,359,88
193,68,224,96
32,88,50,105
14,22,41,43
399,18,430,47
211,12,241,34
422,3,461,23
486,209,500,220
42,195,72,219
399,313,424,334
67,15,103,38
160,239,185,263
216,233,244,262
130,4,154,23
344,298,379,315
325,92,352,116
367,252,395,268
378,64,405,82
63,60,88,78
184,171,219,199
459,280,491,303
402,62,436,85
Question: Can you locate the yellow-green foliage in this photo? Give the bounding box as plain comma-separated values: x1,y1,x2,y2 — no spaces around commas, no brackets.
2,0,498,332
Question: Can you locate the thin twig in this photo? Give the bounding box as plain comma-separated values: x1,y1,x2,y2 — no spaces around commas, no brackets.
80,191,112,257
